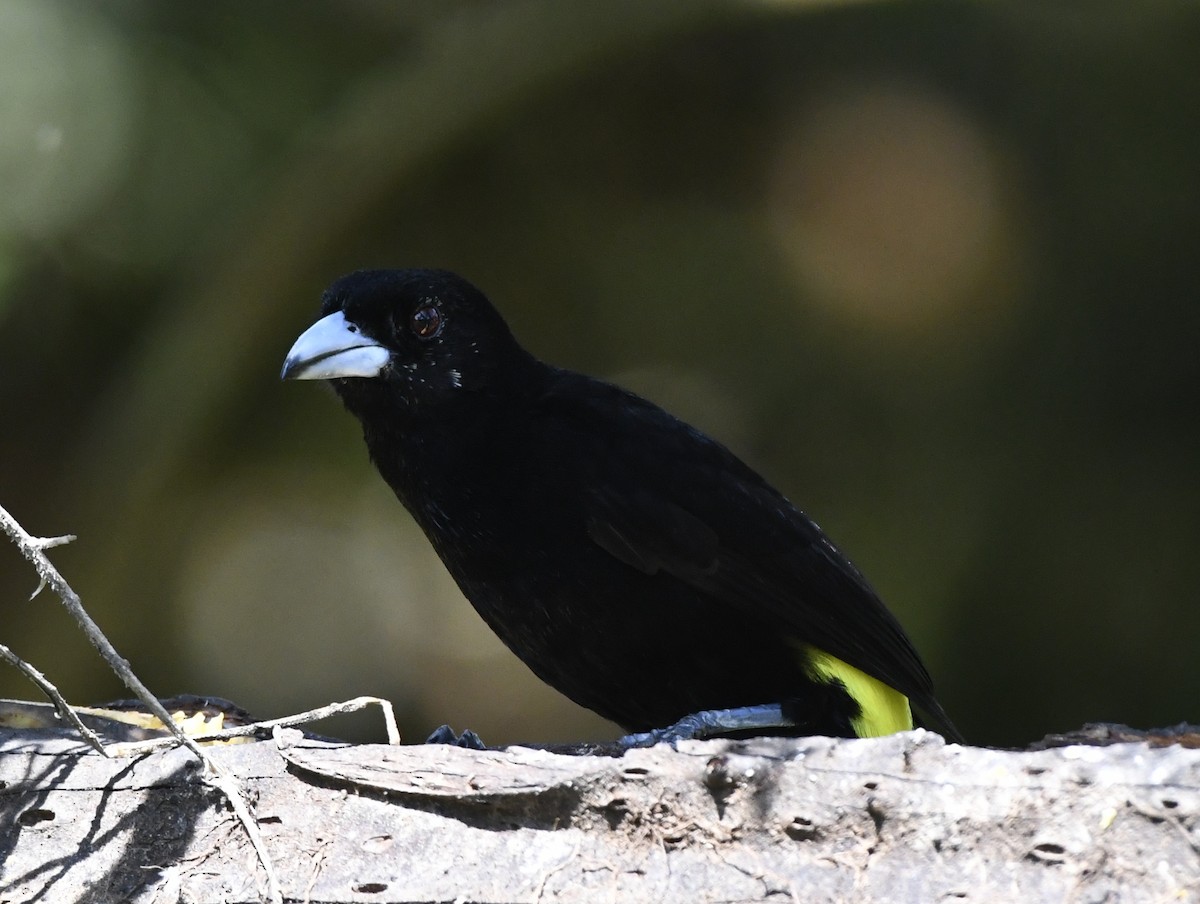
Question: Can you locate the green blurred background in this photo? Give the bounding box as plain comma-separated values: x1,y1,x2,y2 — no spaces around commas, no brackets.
1,0,1197,749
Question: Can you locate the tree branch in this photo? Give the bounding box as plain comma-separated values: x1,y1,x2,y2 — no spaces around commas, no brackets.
0,503,283,904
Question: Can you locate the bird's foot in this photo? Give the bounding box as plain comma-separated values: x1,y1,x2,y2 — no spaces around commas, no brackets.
618,703,794,749
425,724,487,749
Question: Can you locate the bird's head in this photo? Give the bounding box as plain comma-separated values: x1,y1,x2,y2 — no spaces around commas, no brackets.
281,269,535,421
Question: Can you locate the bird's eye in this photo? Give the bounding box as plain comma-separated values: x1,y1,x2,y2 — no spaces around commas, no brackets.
410,302,444,340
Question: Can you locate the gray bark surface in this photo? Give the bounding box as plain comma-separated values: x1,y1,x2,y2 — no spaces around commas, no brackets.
1,728,1197,903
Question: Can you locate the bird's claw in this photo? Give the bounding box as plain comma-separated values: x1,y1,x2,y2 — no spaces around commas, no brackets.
425,724,487,749
618,713,710,749
618,703,794,748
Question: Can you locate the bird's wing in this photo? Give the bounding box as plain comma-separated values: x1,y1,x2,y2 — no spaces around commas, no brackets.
583,477,932,700
538,373,957,738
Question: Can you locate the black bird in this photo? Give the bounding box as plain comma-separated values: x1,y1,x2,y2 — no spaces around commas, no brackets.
281,269,961,745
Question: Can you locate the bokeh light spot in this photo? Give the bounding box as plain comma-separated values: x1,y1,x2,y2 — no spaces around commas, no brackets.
767,78,1013,336
0,1,135,236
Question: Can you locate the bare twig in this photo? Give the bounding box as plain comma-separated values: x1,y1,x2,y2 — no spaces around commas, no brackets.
108,695,401,756
0,507,202,754
0,503,283,904
0,642,109,755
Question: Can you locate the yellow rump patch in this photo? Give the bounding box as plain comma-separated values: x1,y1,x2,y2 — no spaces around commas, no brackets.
803,645,913,738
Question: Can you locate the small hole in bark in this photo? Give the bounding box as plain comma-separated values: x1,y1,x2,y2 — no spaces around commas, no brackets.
362,835,394,853
785,817,819,841
1027,842,1067,864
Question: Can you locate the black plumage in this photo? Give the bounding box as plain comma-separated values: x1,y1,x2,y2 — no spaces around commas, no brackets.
281,269,960,743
